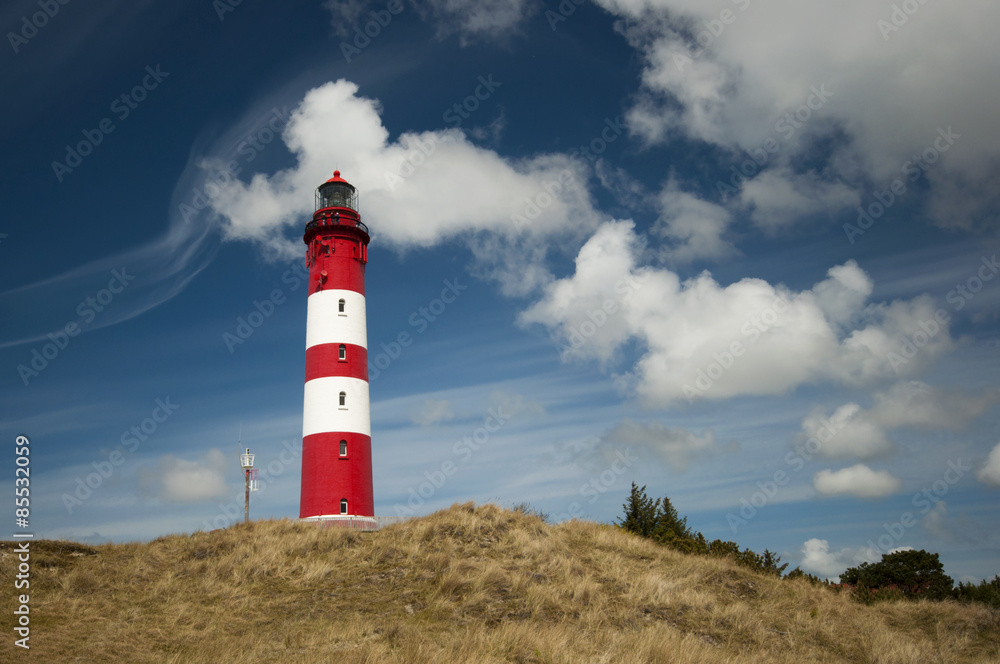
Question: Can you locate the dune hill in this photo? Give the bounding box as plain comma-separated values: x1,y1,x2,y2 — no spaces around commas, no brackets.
2,503,998,663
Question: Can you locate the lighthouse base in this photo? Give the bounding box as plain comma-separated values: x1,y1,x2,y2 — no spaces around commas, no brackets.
301,515,410,532
299,432,374,519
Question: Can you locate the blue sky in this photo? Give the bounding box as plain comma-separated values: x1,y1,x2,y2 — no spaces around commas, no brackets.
2,0,999,582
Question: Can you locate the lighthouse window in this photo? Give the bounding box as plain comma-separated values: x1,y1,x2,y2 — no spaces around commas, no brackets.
338,299,346,314
340,499,348,514
339,344,346,360
339,391,346,407
340,440,347,456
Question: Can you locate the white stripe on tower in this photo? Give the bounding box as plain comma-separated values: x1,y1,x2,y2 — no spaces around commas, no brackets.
305,290,367,350
302,377,371,437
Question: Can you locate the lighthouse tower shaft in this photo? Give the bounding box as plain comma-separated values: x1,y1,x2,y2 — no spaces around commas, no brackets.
300,171,373,519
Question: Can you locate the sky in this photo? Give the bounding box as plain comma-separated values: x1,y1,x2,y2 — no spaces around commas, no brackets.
1,0,998,582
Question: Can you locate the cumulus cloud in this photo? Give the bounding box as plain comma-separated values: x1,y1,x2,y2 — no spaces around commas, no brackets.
598,419,730,472
801,403,894,461
655,180,735,262
594,0,1000,230
977,441,1000,487
203,80,599,292
799,538,879,580
137,449,231,503
520,221,955,406
802,382,999,460
813,464,902,499
737,169,859,231
520,221,647,364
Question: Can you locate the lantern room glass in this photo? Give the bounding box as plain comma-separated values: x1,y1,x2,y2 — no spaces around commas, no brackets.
316,181,358,212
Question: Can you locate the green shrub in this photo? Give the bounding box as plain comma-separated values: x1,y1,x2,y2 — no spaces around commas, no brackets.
954,575,1000,608
617,483,787,577
841,550,954,601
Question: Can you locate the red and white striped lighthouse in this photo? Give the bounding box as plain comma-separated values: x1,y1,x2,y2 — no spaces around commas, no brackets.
299,170,374,519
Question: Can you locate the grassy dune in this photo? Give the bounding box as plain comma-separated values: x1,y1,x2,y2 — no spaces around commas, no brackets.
2,503,998,663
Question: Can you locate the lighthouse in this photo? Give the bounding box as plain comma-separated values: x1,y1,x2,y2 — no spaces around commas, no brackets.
299,171,374,520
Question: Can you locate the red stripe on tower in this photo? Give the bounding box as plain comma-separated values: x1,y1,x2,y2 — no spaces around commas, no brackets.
299,170,374,519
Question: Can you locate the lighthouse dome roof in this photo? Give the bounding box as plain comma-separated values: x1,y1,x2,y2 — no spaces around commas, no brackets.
324,170,353,187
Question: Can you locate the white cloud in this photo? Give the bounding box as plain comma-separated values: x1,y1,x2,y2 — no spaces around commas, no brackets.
799,538,879,580
411,0,537,43
976,441,1000,487
871,381,999,430
598,419,728,472
520,222,955,407
324,0,372,37
413,398,456,427
519,221,646,364
813,464,902,499
203,80,600,293
655,180,735,262
802,382,998,460
137,449,231,503
801,403,894,461
594,0,1000,230
738,169,859,231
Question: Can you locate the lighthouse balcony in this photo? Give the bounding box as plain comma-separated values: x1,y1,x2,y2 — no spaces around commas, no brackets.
304,210,369,242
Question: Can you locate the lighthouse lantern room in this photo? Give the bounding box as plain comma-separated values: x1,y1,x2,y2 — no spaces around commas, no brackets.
299,170,374,519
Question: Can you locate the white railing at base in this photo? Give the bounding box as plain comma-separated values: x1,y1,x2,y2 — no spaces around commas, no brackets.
305,516,411,531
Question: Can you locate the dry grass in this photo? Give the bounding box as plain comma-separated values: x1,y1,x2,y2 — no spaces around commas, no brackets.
1,503,998,662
